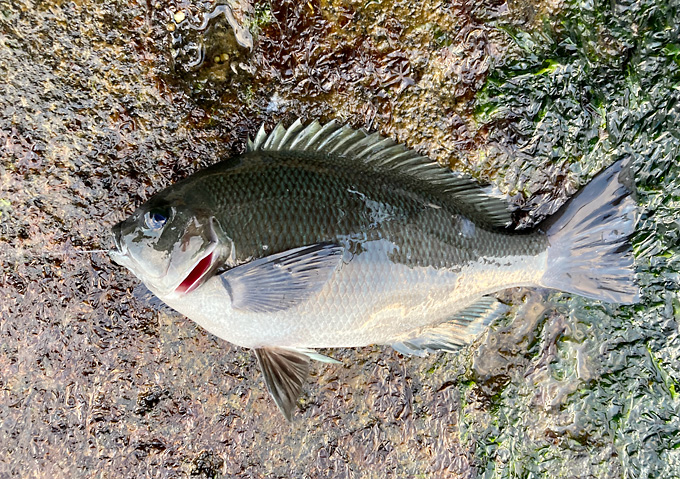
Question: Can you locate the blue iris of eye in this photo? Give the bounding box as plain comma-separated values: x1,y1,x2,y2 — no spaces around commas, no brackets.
145,211,167,230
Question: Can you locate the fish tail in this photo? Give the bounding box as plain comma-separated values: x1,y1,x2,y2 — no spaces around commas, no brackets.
540,159,639,304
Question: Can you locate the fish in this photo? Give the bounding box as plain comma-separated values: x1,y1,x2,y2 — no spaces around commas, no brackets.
110,119,639,420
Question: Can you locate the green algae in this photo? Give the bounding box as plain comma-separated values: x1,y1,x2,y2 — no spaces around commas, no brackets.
470,0,680,476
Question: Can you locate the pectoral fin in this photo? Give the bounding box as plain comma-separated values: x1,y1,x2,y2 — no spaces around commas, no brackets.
220,243,343,313
391,297,508,356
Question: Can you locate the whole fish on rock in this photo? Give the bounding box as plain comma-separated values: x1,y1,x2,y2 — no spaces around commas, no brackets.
110,119,639,420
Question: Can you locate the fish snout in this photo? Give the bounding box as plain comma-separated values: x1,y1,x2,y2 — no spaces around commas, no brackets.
108,222,133,269
110,222,125,254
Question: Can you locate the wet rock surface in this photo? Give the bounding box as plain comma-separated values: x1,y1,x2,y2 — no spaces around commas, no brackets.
1,0,679,477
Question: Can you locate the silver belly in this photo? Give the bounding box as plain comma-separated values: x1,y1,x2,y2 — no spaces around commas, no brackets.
153,239,547,349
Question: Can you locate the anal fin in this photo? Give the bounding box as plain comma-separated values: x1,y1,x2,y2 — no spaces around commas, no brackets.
391,297,508,357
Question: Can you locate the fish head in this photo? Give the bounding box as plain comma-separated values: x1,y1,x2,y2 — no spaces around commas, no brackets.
110,197,225,298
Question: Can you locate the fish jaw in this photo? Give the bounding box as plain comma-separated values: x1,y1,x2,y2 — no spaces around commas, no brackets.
173,245,218,295
108,224,147,277
109,212,225,298
110,241,218,299
165,216,224,298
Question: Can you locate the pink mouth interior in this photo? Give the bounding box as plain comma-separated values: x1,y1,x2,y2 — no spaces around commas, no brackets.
175,252,213,295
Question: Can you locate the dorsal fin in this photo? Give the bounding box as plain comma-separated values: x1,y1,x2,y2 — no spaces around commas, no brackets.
247,120,512,227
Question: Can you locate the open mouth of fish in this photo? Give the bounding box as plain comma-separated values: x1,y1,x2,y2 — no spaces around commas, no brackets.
174,248,217,295
173,218,221,295
110,222,218,296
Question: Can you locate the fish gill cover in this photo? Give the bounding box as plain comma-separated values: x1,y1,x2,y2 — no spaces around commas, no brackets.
0,0,678,477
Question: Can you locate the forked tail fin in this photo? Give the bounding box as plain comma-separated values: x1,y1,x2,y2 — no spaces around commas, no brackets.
540,160,639,304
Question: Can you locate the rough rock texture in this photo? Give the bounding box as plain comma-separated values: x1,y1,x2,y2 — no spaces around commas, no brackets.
1,0,678,477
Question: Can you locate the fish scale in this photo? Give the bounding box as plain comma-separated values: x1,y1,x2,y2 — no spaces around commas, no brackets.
176,152,546,270
129,147,548,345
110,119,638,420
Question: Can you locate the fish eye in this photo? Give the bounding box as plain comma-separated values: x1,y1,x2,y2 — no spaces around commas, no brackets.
144,210,168,230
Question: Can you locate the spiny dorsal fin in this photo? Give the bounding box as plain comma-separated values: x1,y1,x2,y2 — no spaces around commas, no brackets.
247,120,512,227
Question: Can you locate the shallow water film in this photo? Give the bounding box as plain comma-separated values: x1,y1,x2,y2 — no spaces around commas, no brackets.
1,0,679,477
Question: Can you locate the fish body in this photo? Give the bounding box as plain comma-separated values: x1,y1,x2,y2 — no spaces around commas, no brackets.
110,120,638,419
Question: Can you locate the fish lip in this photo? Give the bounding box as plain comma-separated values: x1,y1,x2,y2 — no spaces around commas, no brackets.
109,222,126,257
173,242,218,295
112,224,121,250
172,216,222,295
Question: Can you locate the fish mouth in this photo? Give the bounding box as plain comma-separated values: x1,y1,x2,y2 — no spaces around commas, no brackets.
110,222,124,253
109,222,129,265
174,247,217,295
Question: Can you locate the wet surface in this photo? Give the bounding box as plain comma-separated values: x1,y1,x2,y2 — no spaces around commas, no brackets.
1,0,679,477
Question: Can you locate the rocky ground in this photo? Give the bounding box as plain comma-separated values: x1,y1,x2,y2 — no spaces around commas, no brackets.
1,0,679,477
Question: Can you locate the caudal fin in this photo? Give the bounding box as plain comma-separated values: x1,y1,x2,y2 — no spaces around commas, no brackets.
540,160,639,304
